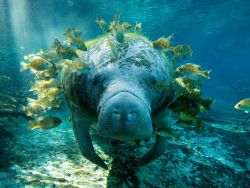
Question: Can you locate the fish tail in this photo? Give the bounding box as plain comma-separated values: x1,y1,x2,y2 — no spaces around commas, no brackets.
203,69,212,79
29,86,36,91
27,97,37,104
38,93,45,98
20,104,34,117
26,111,33,117
19,104,26,112
48,60,56,69
20,62,28,72
207,69,212,74
29,67,38,73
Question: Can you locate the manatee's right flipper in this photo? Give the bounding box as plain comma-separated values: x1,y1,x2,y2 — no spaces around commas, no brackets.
138,135,169,166
72,106,108,170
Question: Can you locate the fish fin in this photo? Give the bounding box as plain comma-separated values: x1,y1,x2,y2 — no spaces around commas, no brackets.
26,111,33,117
29,67,38,73
27,97,37,104
29,124,41,131
19,104,26,112
48,97,54,102
20,105,34,116
207,69,212,74
57,85,63,90
56,105,61,109
20,62,28,72
68,116,72,122
204,69,212,79
200,98,215,110
75,49,86,58
38,94,45,99
43,73,50,78
29,86,37,91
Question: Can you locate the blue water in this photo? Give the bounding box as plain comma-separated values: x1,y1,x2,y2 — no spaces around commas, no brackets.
0,0,250,187
1,0,250,105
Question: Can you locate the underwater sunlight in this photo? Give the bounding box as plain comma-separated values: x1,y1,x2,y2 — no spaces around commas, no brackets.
0,1,249,187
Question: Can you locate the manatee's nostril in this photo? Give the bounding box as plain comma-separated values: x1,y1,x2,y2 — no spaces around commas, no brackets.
127,111,136,121
112,111,121,121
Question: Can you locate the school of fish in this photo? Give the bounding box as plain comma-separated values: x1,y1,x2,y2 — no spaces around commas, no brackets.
16,10,213,133
17,10,249,135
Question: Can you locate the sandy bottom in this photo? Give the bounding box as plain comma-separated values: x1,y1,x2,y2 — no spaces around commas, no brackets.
0,114,249,188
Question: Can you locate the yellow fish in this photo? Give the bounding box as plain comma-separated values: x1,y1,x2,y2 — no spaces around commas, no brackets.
20,58,53,72
27,96,61,109
234,98,250,113
152,35,174,50
52,39,78,59
172,45,192,61
30,78,59,91
175,77,189,91
38,50,60,63
110,23,124,43
198,104,208,113
122,22,132,30
23,54,35,60
61,59,89,70
65,36,87,51
178,111,196,122
134,22,142,32
175,77,202,93
21,103,45,116
96,18,109,32
29,116,62,130
36,67,57,79
108,10,125,43
63,28,83,37
176,63,212,79
177,110,204,130
39,87,62,98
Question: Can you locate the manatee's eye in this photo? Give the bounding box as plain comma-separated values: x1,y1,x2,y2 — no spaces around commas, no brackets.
150,75,157,84
92,73,106,86
144,75,157,86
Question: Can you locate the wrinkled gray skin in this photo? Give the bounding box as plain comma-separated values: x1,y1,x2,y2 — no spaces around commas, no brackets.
62,35,174,169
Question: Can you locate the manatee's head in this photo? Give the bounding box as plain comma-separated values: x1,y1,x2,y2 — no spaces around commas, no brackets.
93,67,167,141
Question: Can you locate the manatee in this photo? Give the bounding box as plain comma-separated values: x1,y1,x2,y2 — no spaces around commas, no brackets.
62,34,174,169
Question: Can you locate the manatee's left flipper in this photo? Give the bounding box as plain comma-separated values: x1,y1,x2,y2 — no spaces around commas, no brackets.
139,135,168,166
72,106,108,170
139,108,172,166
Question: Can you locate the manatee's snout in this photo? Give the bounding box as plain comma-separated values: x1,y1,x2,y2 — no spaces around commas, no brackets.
97,92,153,140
